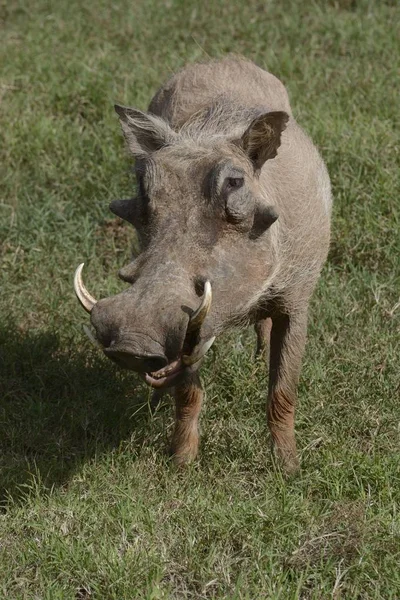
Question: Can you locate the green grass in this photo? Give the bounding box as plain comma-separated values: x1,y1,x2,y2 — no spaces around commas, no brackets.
1,0,399,597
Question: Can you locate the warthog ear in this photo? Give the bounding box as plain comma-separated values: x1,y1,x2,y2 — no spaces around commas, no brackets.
109,198,137,225
241,111,289,170
114,105,176,157
250,204,279,238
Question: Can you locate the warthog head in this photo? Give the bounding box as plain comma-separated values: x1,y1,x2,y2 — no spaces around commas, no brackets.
74,104,288,388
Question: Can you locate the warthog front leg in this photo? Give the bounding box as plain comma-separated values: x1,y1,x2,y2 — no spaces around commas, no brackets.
268,309,308,474
170,373,203,466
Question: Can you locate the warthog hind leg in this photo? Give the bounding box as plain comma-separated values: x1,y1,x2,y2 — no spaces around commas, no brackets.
255,317,272,359
268,309,308,474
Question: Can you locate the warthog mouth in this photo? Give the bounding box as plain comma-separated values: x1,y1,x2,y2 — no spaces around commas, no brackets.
75,264,215,389
142,335,215,388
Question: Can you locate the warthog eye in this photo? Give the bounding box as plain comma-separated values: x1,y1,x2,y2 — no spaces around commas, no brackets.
223,177,244,194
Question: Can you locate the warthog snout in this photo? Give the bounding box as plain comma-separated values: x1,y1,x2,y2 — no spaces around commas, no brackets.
74,263,215,388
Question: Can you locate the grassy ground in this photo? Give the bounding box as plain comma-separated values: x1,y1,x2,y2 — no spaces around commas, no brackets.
1,0,399,597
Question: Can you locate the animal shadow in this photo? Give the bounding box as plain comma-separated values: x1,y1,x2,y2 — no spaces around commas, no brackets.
0,322,167,506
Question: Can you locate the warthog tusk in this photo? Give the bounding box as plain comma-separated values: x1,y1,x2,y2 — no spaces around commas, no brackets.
82,325,102,348
182,336,216,366
74,263,97,313
188,280,212,331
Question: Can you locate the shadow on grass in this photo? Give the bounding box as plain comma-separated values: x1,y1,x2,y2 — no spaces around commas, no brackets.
0,321,163,506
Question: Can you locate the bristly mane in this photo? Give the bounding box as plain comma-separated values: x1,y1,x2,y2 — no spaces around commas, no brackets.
177,95,268,144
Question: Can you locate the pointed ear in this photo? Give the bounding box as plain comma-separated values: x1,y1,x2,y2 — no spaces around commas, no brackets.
114,104,176,157
109,198,137,225
241,111,289,170
250,204,279,238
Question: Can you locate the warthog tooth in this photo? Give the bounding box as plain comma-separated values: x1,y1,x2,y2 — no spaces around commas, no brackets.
182,336,216,366
188,280,212,331
74,263,97,313
82,325,102,349
151,359,181,379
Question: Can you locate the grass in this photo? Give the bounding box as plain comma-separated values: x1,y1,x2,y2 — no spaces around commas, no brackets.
1,0,399,597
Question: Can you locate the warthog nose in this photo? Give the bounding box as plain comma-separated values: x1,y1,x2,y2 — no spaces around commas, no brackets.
104,345,168,373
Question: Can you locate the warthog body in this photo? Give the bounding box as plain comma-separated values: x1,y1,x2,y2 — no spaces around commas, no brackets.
75,57,331,472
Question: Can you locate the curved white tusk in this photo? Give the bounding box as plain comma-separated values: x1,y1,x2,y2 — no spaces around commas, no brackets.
83,325,102,349
74,263,97,313
182,336,216,366
188,280,212,331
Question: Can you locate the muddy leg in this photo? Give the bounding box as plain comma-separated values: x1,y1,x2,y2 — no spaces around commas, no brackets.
170,373,203,466
255,317,272,359
268,310,308,474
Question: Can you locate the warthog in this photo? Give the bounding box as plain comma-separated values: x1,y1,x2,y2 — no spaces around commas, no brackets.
74,57,331,472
